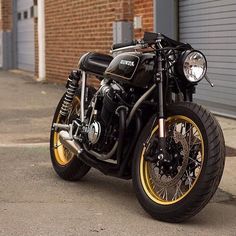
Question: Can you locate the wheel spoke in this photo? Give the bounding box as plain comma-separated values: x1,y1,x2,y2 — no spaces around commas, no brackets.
149,177,156,190
172,181,183,201
163,188,168,201
157,187,165,195
189,157,201,167
190,137,201,151
185,170,193,189
185,124,193,136
158,187,168,200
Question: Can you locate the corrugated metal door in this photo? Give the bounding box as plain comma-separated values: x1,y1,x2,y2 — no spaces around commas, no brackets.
179,0,236,117
17,0,35,72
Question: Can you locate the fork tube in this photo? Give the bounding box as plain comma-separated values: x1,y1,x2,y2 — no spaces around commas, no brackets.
80,71,86,123
156,51,165,138
159,118,165,138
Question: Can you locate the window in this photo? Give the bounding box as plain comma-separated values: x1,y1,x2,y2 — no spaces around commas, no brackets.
24,11,28,19
30,6,34,18
18,12,21,21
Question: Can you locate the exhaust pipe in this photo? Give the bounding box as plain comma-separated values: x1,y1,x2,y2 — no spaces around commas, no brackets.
58,130,116,175
58,131,83,155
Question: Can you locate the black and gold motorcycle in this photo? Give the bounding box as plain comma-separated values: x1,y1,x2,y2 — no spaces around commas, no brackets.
50,32,225,222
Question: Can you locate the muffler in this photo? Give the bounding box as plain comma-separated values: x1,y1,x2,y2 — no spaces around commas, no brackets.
58,131,83,155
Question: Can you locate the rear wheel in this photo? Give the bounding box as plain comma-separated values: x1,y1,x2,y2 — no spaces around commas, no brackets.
132,102,225,222
50,87,95,181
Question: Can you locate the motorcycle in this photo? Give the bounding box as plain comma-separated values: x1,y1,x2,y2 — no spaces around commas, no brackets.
50,32,225,222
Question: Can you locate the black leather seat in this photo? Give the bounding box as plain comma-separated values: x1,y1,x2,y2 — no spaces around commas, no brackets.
79,52,113,76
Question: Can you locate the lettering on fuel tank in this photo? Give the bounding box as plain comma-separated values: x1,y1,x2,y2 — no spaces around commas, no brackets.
120,60,135,67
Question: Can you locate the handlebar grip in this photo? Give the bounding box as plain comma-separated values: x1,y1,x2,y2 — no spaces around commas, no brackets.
112,40,137,50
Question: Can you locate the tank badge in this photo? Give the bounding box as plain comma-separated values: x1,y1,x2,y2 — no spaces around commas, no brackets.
120,60,135,67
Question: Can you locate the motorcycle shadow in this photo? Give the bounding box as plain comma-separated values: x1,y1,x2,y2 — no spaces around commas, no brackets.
73,169,142,212
74,170,236,226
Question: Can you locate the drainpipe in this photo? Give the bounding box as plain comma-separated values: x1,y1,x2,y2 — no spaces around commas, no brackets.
153,0,178,40
153,0,158,33
37,0,46,81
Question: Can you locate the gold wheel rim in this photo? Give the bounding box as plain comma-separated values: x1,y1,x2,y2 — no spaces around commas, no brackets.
53,127,74,166
53,97,80,166
140,115,204,205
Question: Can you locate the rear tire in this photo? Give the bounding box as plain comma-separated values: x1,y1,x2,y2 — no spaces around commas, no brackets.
132,102,225,222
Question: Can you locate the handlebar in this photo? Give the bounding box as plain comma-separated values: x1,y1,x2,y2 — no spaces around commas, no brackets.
110,32,187,53
112,40,138,50
112,32,163,50
110,33,165,53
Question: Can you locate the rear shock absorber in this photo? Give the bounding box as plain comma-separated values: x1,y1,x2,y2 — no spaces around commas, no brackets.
59,70,81,117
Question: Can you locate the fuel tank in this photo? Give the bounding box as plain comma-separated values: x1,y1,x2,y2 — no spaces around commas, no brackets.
104,52,155,88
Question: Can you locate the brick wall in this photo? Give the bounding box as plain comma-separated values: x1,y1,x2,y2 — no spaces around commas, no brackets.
45,0,133,83
134,0,153,39
0,2,2,30
0,0,13,31
42,0,153,83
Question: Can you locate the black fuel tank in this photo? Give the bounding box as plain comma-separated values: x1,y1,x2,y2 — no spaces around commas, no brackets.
104,52,155,88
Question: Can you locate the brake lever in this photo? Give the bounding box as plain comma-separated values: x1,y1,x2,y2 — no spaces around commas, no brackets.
205,74,214,87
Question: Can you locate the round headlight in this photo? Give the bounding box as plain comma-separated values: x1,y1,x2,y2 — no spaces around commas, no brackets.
179,50,207,83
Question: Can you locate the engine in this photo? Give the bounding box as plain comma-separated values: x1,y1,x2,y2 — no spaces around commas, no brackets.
86,81,129,153
101,82,127,123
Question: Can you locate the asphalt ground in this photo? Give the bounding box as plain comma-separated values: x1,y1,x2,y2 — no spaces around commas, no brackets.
0,71,235,236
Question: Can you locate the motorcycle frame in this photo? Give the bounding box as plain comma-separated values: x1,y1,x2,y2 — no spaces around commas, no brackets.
73,40,196,179
77,70,155,179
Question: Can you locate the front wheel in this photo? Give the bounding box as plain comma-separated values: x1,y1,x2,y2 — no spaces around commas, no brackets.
132,102,225,222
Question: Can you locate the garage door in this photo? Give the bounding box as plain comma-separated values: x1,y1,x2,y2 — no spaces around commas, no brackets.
179,0,236,117
17,0,35,72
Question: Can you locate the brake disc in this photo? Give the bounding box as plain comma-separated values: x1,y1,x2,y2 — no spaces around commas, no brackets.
149,130,189,188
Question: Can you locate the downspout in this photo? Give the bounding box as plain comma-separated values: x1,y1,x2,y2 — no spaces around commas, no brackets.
152,0,178,40
37,0,45,81
153,0,158,32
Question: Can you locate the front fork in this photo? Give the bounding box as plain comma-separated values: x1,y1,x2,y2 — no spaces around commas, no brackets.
156,51,165,140
145,42,171,163
156,49,169,162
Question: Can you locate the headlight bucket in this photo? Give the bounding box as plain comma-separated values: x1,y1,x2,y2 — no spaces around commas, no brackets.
177,50,207,83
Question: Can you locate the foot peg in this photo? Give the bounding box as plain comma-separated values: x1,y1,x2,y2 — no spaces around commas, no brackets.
53,123,70,131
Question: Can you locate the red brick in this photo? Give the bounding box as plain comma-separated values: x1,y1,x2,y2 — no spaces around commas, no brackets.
0,0,12,31
35,0,153,84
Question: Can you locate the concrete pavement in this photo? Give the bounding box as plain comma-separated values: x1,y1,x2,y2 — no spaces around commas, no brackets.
0,70,64,146
0,71,235,236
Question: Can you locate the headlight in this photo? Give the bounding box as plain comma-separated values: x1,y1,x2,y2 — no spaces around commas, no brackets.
178,50,207,83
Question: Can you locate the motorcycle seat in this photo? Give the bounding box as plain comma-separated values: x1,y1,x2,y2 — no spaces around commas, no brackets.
79,52,113,76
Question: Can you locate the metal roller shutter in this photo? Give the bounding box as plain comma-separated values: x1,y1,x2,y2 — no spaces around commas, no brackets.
16,0,35,72
179,0,236,117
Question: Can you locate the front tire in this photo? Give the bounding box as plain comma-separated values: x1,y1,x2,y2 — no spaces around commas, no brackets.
132,102,225,222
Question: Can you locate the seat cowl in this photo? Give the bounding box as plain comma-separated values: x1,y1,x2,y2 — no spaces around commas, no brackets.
78,52,113,76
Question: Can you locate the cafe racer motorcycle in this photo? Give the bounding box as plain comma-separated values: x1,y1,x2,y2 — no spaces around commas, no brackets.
50,32,225,222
